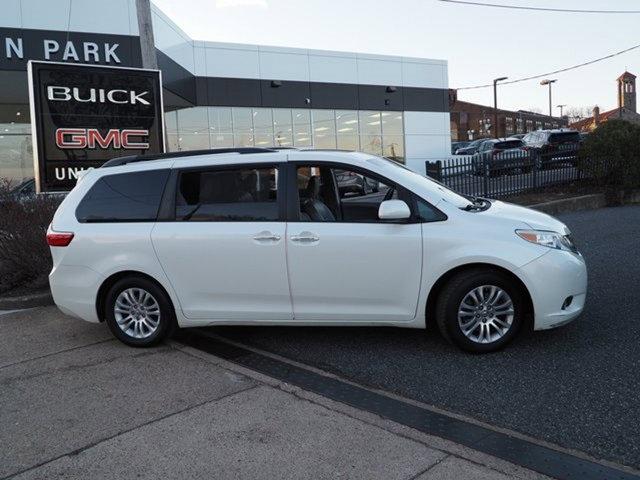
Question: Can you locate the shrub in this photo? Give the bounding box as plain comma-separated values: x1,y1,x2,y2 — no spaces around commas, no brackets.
0,180,62,294
578,119,640,192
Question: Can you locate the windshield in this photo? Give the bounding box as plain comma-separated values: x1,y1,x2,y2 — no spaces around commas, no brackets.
372,156,472,208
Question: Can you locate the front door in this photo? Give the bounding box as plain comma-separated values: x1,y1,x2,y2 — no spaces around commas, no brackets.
286,162,422,322
152,164,292,320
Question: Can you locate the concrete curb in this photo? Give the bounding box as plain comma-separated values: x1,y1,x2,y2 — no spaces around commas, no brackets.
529,189,640,215
0,290,53,310
529,193,607,215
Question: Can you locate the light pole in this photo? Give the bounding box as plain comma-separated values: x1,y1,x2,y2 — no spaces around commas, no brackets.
557,104,566,117
493,76,508,138
540,79,557,117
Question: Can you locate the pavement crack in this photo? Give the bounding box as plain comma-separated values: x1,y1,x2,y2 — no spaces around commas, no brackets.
406,454,451,480
0,384,260,480
0,346,171,386
0,339,115,370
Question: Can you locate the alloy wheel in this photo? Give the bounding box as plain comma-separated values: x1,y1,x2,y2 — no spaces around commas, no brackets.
457,285,514,344
114,288,161,339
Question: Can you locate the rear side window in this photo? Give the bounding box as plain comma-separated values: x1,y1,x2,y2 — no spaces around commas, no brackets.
495,140,523,149
176,167,278,222
76,169,169,223
548,132,581,143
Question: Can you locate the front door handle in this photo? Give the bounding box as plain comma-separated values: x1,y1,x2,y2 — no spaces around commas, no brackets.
291,232,319,243
253,231,281,242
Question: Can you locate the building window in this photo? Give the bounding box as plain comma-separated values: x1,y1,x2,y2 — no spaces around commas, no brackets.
312,109,337,149
0,104,32,184
164,107,405,163
208,107,233,148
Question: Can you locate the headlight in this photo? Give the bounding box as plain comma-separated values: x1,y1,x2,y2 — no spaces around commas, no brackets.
516,229,578,253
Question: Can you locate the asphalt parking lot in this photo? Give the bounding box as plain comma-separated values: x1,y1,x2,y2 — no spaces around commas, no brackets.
210,205,640,470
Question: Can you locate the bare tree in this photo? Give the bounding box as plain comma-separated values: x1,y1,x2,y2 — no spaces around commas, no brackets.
565,106,593,122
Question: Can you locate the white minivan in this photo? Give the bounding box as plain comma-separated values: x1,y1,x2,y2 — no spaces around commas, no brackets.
47,148,587,353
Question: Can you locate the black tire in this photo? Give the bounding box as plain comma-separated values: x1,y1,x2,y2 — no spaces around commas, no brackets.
104,276,177,347
436,269,525,353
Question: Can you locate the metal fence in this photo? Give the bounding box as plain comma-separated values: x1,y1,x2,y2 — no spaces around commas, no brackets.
426,148,583,198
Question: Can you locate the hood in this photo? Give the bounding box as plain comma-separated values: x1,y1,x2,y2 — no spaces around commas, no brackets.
479,200,570,234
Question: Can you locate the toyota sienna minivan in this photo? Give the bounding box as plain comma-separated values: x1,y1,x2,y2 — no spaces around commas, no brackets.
47,148,587,353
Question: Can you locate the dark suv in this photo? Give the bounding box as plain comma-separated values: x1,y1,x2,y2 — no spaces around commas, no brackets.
522,130,581,167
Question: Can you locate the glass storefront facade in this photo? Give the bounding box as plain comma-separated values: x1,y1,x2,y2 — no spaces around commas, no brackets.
0,105,405,185
0,104,33,184
164,107,405,162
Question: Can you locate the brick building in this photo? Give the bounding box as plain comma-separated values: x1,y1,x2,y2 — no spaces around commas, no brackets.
448,89,567,141
570,72,640,132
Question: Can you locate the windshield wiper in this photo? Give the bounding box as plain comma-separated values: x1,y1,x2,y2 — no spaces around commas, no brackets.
462,196,491,211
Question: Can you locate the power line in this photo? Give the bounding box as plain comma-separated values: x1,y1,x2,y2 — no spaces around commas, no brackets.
438,0,640,14
454,42,640,90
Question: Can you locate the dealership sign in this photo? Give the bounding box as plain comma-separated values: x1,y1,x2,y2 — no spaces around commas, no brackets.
28,61,164,192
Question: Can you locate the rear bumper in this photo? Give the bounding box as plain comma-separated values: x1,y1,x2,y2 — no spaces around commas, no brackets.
517,249,587,331
49,264,104,323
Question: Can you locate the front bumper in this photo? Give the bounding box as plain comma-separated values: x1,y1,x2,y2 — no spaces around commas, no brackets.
517,249,587,331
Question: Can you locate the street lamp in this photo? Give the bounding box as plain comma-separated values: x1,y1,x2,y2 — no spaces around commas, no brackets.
493,76,508,138
540,79,557,117
557,104,566,117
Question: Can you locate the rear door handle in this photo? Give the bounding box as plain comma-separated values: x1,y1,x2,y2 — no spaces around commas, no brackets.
291,232,319,243
253,231,281,242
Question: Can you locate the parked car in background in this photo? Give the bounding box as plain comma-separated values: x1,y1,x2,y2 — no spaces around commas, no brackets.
451,141,470,154
508,134,526,140
472,138,530,175
522,129,582,167
455,138,486,155
47,148,586,353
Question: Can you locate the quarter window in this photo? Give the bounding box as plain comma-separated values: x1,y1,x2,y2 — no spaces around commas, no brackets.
76,169,169,223
176,167,278,222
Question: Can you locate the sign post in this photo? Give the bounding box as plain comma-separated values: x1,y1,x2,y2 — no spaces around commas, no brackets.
27,61,164,193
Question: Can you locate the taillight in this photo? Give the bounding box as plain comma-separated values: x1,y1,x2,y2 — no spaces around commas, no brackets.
47,231,74,247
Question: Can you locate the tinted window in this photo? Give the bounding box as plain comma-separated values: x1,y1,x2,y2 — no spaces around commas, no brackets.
176,167,278,222
76,169,169,223
548,132,581,143
495,140,523,149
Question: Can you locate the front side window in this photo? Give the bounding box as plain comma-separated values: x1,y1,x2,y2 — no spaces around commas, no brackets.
176,167,278,222
297,165,399,223
76,169,169,223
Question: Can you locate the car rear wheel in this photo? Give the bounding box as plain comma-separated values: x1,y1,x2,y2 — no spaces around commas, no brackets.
436,269,524,353
104,276,176,347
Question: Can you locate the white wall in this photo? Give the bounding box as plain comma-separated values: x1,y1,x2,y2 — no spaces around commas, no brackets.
1,0,138,35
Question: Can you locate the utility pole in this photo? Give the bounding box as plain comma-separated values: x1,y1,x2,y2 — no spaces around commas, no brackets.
493,76,508,138
540,79,557,117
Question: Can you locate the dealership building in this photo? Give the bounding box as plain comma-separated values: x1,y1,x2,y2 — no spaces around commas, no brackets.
0,0,451,187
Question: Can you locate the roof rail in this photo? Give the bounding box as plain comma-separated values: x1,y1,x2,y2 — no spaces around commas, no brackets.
101,147,277,168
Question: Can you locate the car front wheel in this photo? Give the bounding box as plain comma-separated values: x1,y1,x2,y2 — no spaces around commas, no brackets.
436,269,524,353
104,276,176,347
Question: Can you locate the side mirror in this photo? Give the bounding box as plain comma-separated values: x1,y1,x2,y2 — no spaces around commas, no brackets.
378,200,411,221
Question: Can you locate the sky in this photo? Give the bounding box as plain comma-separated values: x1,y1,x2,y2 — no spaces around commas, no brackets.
152,0,640,117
